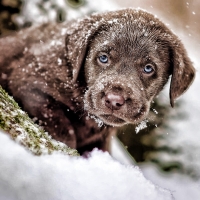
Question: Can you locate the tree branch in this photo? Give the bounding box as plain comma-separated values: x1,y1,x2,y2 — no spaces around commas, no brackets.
0,86,79,156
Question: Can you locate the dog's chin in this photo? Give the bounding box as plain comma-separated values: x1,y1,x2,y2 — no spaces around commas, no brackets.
98,114,127,127
87,108,149,127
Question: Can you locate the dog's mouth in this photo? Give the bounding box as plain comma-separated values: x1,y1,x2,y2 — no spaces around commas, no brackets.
98,105,147,126
99,114,126,126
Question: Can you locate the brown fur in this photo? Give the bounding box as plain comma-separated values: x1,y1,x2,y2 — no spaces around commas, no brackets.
0,8,195,153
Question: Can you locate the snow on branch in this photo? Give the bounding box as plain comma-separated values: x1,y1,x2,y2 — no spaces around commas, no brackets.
0,86,79,156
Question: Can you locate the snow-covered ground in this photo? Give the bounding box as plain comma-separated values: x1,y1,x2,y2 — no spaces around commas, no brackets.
0,130,173,200
141,163,200,200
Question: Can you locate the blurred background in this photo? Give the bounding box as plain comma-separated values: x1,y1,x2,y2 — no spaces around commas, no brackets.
0,0,200,199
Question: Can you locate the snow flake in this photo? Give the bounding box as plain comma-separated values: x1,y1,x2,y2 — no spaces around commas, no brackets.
135,120,148,134
50,40,55,46
152,108,158,114
61,28,67,35
88,114,104,127
69,129,74,135
57,58,62,65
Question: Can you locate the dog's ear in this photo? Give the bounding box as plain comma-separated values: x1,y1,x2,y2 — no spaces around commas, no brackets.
65,16,104,83
64,11,123,84
169,40,195,107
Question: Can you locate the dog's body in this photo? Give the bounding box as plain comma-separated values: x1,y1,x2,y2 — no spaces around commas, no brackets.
0,9,195,153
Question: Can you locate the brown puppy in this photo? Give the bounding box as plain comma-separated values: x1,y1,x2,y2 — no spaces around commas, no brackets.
0,8,195,153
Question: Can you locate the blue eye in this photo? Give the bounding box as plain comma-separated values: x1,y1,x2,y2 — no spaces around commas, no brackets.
99,55,108,63
144,64,154,73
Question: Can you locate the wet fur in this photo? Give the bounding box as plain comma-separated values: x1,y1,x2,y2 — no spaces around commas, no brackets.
0,9,195,153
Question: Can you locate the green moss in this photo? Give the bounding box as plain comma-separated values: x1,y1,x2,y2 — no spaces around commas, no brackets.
0,86,79,156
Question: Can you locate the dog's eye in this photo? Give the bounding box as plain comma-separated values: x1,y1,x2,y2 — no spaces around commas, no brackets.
99,55,108,63
143,64,154,74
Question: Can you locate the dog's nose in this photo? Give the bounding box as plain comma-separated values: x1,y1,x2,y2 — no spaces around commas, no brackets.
105,93,125,110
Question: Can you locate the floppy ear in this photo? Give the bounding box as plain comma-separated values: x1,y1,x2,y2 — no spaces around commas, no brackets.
169,40,195,107
65,16,106,83
64,10,125,83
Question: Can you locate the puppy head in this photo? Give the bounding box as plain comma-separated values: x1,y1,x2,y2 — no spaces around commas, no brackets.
65,8,195,126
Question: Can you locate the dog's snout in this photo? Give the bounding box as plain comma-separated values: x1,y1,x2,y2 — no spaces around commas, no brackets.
105,93,125,110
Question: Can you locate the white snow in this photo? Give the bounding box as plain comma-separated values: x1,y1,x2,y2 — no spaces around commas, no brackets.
140,163,200,200
0,130,172,200
87,114,104,127
135,120,148,133
15,0,119,26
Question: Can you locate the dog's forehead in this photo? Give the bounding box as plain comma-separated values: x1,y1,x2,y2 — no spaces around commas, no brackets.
90,26,166,61
89,19,170,57
90,9,173,52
